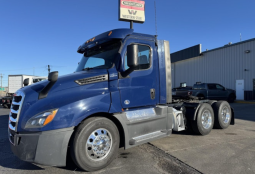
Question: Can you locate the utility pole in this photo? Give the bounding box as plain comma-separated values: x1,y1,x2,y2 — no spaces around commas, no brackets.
48,65,50,75
0,74,3,97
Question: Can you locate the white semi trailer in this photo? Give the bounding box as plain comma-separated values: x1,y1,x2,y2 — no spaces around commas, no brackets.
1,75,47,108
8,75,47,94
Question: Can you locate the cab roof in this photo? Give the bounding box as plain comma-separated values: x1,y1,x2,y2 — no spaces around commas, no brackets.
77,28,155,53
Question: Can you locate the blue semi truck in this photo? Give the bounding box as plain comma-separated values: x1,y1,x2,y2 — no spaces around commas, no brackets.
9,29,234,171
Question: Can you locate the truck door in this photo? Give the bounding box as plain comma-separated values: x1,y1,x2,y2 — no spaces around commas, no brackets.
118,38,159,108
215,84,228,100
207,84,218,99
208,84,226,100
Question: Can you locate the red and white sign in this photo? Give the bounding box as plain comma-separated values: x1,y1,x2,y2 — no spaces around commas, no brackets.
119,0,145,23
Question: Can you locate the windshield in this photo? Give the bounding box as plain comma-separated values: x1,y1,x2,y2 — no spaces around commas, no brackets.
76,39,121,72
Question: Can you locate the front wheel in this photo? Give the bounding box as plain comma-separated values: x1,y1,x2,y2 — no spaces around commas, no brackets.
71,117,120,172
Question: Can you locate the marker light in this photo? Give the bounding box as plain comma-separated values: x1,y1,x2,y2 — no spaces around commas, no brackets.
108,31,112,36
25,109,58,128
86,37,95,44
43,109,58,126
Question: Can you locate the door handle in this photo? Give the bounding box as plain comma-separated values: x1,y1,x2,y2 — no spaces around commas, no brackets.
150,89,155,100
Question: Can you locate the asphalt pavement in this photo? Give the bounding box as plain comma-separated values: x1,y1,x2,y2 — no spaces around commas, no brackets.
151,103,255,174
0,106,199,174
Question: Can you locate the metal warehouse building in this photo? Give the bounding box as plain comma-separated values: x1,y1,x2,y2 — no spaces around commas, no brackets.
171,38,255,100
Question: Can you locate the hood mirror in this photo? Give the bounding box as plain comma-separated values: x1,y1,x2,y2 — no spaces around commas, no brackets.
48,71,58,82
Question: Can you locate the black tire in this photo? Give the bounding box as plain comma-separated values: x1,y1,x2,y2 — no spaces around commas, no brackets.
212,101,231,129
192,103,214,135
228,93,236,103
71,117,120,172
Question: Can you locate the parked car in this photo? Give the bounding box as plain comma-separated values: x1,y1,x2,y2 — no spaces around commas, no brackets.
172,83,236,102
172,86,193,99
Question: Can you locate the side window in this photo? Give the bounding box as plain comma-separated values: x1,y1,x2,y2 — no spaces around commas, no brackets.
208,84,216,90
193,84,206,89
125,44,151,70
216,84,224,90
85,58,105,69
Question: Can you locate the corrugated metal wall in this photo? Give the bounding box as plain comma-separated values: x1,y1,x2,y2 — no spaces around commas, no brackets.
171,39,255,91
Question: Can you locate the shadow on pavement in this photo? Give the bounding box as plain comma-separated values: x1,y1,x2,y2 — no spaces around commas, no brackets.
230,103,255,122
57,152,84,172
0,114,44,171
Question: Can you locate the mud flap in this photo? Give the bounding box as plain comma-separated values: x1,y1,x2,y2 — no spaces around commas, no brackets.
230,107,235,125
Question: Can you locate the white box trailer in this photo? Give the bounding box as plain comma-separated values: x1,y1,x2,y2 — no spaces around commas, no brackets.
8,75,47,94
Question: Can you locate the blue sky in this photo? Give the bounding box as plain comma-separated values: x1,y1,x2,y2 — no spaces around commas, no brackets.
0,0,254,86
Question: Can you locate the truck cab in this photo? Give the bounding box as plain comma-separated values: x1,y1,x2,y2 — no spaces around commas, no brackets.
9,29,234,172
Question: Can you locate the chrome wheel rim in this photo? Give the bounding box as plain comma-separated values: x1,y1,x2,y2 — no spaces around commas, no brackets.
201,110,212,129
86,128,112,161
221,107,230,124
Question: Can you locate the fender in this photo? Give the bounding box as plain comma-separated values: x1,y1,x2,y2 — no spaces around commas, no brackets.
182,103,202,121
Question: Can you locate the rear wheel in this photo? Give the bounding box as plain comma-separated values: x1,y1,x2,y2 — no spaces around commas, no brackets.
192,103,214,135
71,117,120,172
212,101,231,129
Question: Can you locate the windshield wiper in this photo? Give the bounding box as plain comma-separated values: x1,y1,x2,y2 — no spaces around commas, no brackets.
82,67,94,71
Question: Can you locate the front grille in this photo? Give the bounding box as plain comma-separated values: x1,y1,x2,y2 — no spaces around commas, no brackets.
12,104,19,111
75,74,108,85
10,121,16,127
10,113,17,119
9,90,25,145
14,96,22,102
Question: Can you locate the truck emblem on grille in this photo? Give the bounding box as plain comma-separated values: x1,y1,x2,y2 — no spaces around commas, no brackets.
124,100,130,105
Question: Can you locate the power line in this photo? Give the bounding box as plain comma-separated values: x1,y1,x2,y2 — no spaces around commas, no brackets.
0,66,46,72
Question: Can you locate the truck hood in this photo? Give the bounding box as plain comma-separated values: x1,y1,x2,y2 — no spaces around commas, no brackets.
22,69,108,94
17,69,110,132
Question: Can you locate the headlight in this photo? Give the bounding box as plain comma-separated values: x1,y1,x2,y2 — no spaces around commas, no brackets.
25,109,58,128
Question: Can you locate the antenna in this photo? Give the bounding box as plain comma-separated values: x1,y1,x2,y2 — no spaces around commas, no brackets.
240,33,242,42
154,1,158,36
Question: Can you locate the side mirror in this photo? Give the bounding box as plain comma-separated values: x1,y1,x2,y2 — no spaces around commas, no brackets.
23,78,29,86
127,44,139,68
48,71,58,82
121,45,138,77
